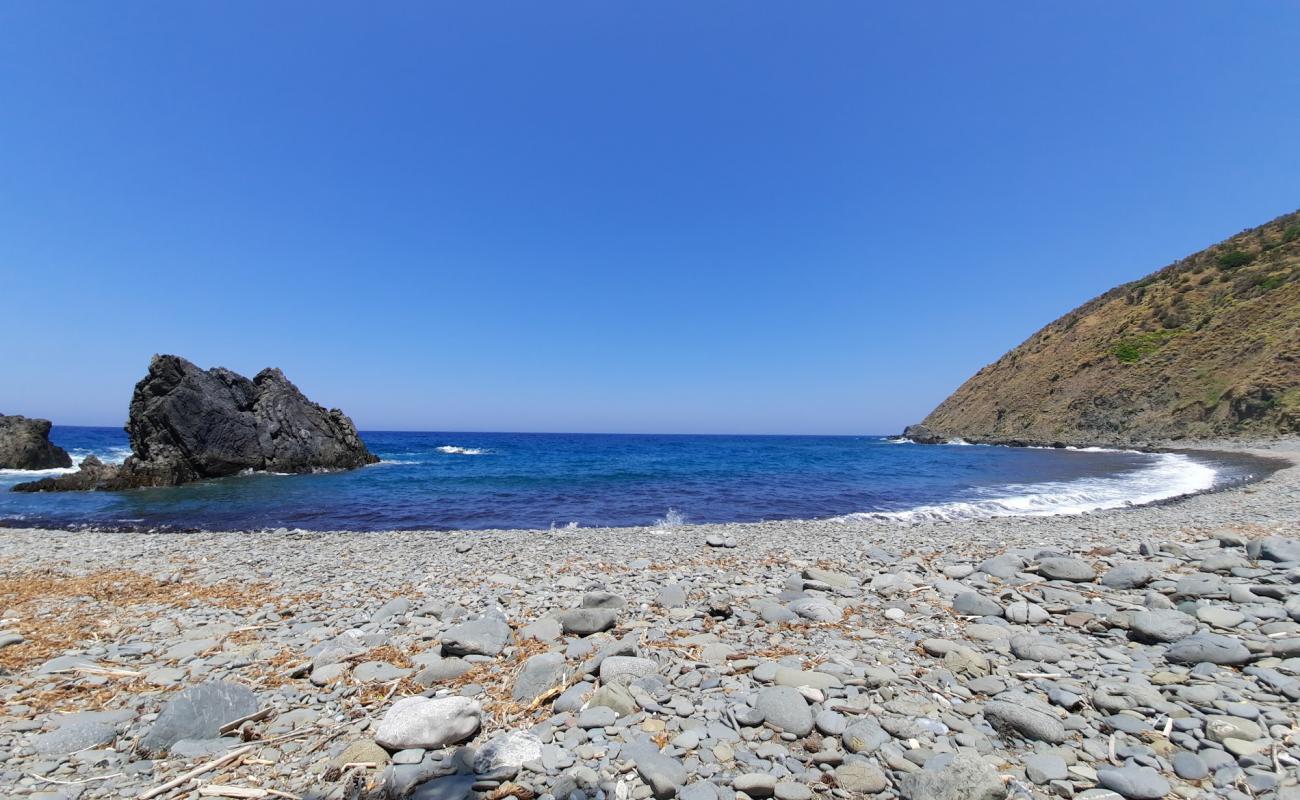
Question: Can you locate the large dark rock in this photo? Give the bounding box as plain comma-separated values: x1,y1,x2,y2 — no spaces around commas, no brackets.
901,424,947,444
0,415,72,470
14,355,376,492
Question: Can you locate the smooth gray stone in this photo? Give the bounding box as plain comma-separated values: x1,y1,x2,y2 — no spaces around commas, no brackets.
513,652,567,702
733,774,777,798
841,718,889,754
372,597,411,623
441,613,511,657
680,783,718,800
1172,751,1209,780
1024,753,1068,784
577,706,617,729
978,555,1022,579
814,710,847,736
626,742,688,800
1004,601,1048,624
983,693,1066,743
138,681,258,756
410,774,476,800
31,722,117,755
657,584,688,607
1251,537,1300,563
835,762,889,794
414,656,472,687
1165,633,1252,665
581,591,626,610
1101,563,1152,589
1130,609,1198,643
1037,557,1095,582
558,607,618,636
1009,634,1069,663
754,686,813,737
953,593,1003,617
1096,766,1171,800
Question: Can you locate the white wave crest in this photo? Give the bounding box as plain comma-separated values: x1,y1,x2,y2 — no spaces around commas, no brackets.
653,508,687,529
0,445,133,479
437,445,489,455
845,452,1217,523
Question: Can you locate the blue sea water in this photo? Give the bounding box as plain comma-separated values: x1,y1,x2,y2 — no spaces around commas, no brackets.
0,427,1265,532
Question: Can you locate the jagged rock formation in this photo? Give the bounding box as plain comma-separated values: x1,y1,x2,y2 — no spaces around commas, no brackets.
0,414,72,470
908,209,1300,446
14,355,376,492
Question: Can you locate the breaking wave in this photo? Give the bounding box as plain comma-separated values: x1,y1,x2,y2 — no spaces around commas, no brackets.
0,446,132,479
847,451,1217,522
437,445,490,456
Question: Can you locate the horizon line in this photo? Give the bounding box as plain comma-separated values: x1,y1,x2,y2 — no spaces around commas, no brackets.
49,423,896,439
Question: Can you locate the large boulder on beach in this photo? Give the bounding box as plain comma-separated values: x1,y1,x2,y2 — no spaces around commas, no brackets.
14,355,377,492
0,414,71,470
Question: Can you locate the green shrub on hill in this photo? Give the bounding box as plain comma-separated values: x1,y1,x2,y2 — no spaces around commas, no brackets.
1217,250,1253,270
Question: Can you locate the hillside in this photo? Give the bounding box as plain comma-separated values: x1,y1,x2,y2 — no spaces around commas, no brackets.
908,209,1300,446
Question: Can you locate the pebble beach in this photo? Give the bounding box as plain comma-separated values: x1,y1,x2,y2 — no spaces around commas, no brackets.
2,439,1300,800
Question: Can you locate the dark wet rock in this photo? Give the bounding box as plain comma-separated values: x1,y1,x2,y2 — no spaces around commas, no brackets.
138,681,258,756
16,354,376,491
13,454,115,492
902,424,948,445
0,414,71,470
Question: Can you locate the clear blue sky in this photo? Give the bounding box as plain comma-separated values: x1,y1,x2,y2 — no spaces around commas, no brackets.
2,3,1298,434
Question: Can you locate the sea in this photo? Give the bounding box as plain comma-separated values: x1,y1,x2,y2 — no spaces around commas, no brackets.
0,427,1271,532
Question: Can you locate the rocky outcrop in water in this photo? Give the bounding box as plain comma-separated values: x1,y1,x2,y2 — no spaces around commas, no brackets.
0,415,72,470
13,355,376,492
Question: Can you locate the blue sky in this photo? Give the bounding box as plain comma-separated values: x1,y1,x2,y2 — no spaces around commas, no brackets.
2,3,1298,434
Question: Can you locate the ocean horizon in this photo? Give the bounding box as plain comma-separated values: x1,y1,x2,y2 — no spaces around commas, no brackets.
0,425,1269,533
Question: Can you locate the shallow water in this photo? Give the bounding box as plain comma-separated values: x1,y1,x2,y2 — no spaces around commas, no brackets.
0,427,1267,532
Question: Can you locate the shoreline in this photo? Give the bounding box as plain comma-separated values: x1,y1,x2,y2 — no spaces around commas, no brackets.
2,438,1299,798
0,438,1294,536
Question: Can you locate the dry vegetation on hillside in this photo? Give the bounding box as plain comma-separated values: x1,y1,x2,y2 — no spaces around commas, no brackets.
920,209,1300,444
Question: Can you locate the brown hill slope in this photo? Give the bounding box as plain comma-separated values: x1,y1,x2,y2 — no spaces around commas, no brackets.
909,209,1300,445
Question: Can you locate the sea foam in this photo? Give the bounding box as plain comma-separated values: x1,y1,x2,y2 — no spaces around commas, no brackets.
437,445,489,455
848,451,1217,522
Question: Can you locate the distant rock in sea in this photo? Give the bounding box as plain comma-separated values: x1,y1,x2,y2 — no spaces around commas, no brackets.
0,414,72,470
905,208,1300,446
14,355,377,492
